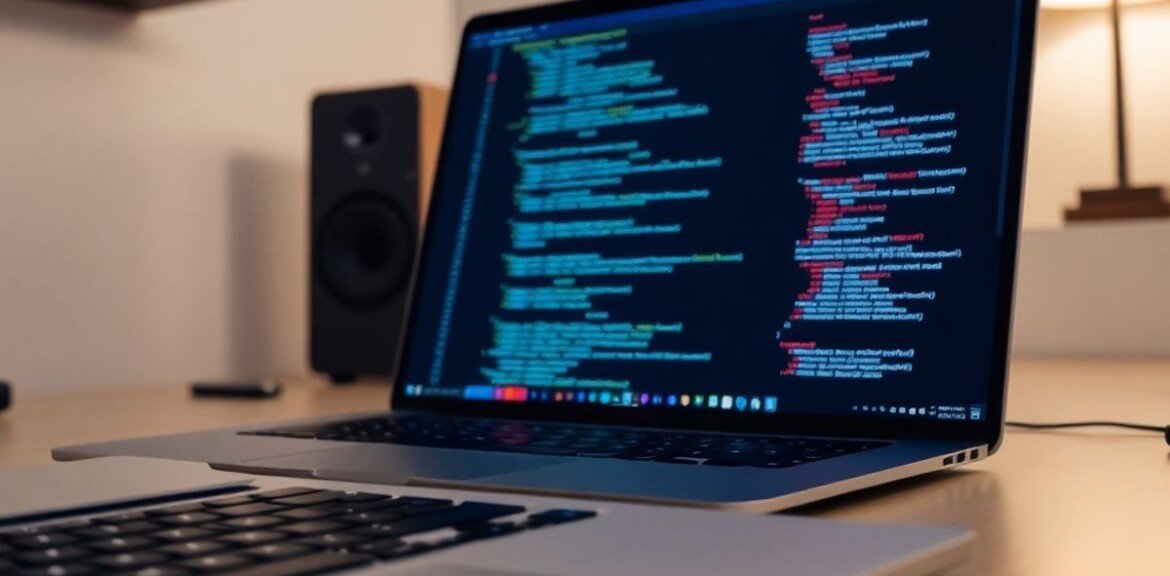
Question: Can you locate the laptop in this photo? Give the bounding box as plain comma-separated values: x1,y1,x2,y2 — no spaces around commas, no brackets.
57,0,1038,512
0,457,973,576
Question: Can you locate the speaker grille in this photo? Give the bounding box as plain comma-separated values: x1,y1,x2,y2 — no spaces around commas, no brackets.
315,193,414,308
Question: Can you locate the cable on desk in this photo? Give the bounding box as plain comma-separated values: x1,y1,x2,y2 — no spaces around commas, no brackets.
1006,421,1170,446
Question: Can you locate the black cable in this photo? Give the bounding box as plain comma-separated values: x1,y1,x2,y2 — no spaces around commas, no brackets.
1006,420,1170,446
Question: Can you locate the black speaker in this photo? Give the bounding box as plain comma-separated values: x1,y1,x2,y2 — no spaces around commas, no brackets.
310,84,447,383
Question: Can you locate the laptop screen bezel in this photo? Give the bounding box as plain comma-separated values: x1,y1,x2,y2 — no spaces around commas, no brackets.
389,0,1038,450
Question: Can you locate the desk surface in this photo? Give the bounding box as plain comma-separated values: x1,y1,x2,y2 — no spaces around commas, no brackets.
2,358,1168,575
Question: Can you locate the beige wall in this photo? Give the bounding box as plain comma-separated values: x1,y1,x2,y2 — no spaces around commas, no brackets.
0,0,457,392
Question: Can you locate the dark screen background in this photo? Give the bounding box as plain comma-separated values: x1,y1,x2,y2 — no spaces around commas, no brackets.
403,0,1022,418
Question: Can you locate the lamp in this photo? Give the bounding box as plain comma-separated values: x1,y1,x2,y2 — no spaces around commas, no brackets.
1050,0,1170,221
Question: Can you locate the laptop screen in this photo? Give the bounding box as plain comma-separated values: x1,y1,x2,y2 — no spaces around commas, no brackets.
398,0,1029,428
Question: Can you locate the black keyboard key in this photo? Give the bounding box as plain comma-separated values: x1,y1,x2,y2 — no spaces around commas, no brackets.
73,520,159,537
217,531,288,547
335,492,388,503
91,551,171,570
180,553,256,573
214,503,287,517
11,532,79,549
126,568,193,576
155,512,221,527
204,494,261,508
295,533,367,551
249,488,321,501
89,535,157,553
160,539,232,558
273,508,337,521
13,564,96,576
152,527,218,543
213,516,288,530
354,502,525,539
278,521,349,537
269,492,345,507
240,543,313,561
14,546,90,565
148,502,209,516
214,551,374,576
92,511,151,524
338,510,402,525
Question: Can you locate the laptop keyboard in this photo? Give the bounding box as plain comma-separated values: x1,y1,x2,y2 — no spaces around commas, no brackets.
0,487,594,576
244,416,888,469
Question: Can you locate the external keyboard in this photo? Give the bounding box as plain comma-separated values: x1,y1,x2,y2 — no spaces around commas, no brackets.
245,415,887,469
0,487,594,576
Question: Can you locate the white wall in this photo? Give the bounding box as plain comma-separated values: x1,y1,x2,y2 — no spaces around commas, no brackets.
0,0,457,392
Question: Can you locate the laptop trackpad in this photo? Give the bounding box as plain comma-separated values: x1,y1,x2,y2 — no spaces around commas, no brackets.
241,444,571,484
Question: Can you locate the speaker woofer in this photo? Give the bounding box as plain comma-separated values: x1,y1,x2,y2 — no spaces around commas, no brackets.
316,193,414,308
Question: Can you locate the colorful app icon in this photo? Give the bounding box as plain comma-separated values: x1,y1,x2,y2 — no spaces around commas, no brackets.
735,396,748,411
667,395,678,406
750,397,762,411
721,395,733,410
708,395,719,409
764,397,779,413
600,391,612,404
680,394,691,407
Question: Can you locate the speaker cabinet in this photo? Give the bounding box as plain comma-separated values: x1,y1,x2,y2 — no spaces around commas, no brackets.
310,84,448,383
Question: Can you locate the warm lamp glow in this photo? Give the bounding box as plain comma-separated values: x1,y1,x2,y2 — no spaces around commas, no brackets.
1042,0,1163,9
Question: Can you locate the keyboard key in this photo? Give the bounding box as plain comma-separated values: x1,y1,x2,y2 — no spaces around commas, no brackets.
213,503,287,517
213,516,288,530
295,532,367,551
204,494,261,508
92,511,151,524
240,543,313,561
217,531,287,547
152,527,217,543
91,551,170,570
269,492,346,507
212,551,373,576
127,568,193,576
14,546,90,565
335,492,389,503
160,539,231,558
148,502,209,516
179,553,255,572
278,521,349,537
12,532,79,549
13,564,96,576
249,488,321,501
89,536,157,553
273,508,337,521
155,512,221,527
73,520,159,538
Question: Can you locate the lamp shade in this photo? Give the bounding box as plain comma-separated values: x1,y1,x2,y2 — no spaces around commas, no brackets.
1042,0,1162,9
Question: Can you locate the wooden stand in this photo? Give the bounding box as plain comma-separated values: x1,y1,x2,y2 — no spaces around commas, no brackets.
1065,186,1170,222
